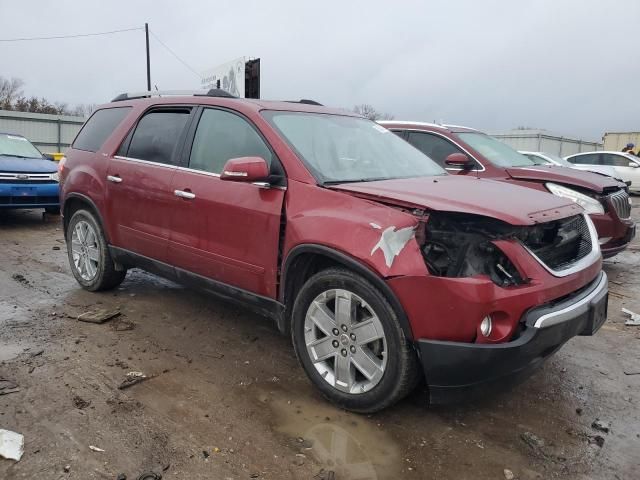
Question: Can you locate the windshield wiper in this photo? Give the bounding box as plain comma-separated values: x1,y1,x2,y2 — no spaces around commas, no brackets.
323,177,390,186
0,153,31,158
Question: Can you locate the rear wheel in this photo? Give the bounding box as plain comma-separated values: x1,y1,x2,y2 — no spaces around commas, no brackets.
66,209,126,291
291,267,420,413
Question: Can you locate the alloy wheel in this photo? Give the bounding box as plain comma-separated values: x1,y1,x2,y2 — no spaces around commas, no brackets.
71,220,100,281
304,289,387,394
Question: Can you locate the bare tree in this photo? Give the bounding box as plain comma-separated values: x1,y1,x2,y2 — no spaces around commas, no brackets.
0,76,95,116
353,104,394,121
0,77,25,110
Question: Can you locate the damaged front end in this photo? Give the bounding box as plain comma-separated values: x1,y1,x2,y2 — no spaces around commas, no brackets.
418,212,596,286
419,213,525,287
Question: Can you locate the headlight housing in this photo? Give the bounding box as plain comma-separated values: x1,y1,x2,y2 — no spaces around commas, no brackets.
545,183,604,215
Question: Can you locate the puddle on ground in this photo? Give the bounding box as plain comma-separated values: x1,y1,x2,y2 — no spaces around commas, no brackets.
264,391,402,479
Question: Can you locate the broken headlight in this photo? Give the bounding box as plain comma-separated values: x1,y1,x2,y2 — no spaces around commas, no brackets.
420,213,525,287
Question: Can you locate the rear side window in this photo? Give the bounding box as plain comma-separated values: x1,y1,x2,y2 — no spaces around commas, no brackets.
73,107,131,152
126,110,191,166
188,108,272,174
569,153,599,165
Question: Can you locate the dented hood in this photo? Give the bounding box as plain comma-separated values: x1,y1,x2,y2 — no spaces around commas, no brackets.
329,175,583,226
505,165,624,192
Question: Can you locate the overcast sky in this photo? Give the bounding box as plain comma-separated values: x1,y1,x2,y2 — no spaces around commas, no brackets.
1,0,638,141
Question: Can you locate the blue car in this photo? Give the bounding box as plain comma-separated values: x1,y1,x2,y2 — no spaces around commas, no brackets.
0,132,60,213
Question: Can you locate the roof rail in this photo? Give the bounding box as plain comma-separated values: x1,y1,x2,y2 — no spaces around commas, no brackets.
111,89,238,102
284,99,323,106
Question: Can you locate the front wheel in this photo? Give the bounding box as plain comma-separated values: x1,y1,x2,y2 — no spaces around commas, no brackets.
66,209,126,291
291,267,420,413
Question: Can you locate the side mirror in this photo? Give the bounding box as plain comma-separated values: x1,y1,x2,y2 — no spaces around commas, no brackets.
220,156,269,182
628,162,639,168
445,152,474,169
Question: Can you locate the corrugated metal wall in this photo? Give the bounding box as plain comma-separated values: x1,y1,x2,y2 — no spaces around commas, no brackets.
0,109,85,153
493,132,603,157
603,132,640,151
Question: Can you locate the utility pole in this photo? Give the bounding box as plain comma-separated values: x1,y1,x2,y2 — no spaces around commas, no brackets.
145,23,151,91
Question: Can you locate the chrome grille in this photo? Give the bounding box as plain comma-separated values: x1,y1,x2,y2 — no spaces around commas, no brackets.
608,190,631,219
521,214,593,272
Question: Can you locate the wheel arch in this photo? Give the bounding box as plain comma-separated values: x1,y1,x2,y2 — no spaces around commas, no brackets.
62,193,110,243
280,244,415,340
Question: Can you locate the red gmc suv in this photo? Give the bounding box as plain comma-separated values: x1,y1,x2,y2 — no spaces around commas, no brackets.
381,121,635,258
60,91,608,412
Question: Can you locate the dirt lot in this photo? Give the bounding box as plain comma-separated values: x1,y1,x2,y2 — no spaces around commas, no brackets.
1,205,639,480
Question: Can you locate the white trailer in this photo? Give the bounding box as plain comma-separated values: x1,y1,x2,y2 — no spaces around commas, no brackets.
603,131,640,151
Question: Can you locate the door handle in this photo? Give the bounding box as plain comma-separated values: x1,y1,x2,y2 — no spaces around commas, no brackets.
107,175,122,183
174,189,196,199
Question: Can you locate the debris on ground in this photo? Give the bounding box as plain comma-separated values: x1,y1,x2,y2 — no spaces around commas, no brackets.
623,370,640,376
136,473,162,480
0,429,24,461
11,273,29,285
504,469,515,480
520,431,545,450
72,395,91,410
116,474,127,480
589,435,605,448
591,419,611,434
30,349,44,357
89,445,105,452
0,377,20,396
64,464,70,472
313,469,336,480
622,308,640,326
77,309,121,324
118,371,149,390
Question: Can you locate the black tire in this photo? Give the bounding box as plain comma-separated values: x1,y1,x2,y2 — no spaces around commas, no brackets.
66,209,126,291
45,207,60,215
291,267,420,413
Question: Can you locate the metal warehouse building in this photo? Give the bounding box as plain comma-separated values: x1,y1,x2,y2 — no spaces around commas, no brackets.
0,109,85,154
492,129,603,157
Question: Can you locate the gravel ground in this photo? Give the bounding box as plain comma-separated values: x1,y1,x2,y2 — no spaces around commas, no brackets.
0,203,639,479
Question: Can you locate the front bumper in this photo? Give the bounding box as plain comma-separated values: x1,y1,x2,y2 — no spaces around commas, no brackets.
590,209,636,259
417,271,608,404
0,181,59,208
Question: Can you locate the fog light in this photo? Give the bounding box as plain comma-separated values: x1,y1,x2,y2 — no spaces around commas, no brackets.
598,236,612,245
480,316,492,337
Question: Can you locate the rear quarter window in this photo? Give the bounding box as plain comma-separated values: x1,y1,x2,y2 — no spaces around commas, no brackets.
72,107,131,152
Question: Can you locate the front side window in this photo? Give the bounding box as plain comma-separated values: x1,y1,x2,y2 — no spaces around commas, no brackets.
407,131,479,169
126,110,190,165
457,132,535,168
0,133,42,159
602,153,632,167
73,107,131,152
263,112,445,184
189,109,272,174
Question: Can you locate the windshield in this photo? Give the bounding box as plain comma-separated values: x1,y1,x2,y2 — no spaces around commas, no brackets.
458,132,535,167
263,112,446,183
0,134,43,158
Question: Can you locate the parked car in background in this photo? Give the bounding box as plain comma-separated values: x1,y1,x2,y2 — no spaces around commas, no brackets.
60,91,608,411
0,132,60,213
519,151,576,168
565,151,640,194
381,122,635,258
